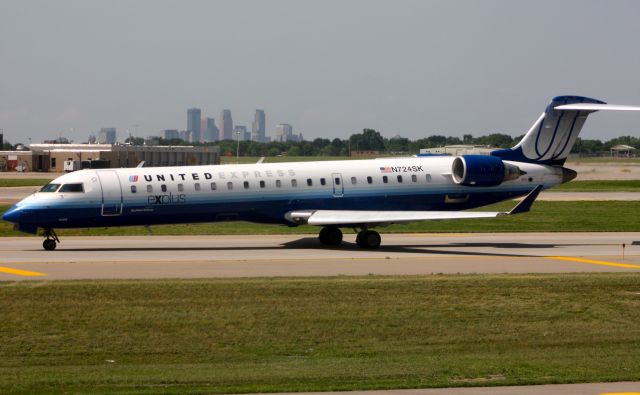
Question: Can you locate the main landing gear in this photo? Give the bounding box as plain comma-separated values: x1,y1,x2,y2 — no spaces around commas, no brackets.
355,230,381,249
42,228,60,251
319,226,343,246
318,226,381,249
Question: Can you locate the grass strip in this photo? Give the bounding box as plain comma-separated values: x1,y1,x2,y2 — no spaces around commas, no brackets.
551,180,640,192
0,179,53,187
1,275,640,394
2,201,640,237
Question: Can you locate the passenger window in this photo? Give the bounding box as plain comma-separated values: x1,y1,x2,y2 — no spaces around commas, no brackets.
211,182,217,190
276,180,282,188
320,178,326,186
307,178,312,186
334,177,341,185
59,183,84,193
130,185,137,193
260,180,265,188
351,177,357,184
411,174,417,182
367,176,372,184
161,184,167,192
147,185,153,193
195,183,201,191
291,179,298,187
178,184,184,192
244,181,249,189
426,174,432,183
383,176,388,183
227,182,233,190
39,183,61,192
397,175,403,183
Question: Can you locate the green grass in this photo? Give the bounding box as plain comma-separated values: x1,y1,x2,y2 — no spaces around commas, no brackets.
0,179,53,187
2,201,640,237
2,275,640,394
551,180,640,192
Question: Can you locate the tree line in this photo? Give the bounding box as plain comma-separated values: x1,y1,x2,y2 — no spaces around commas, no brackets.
3,129,638,156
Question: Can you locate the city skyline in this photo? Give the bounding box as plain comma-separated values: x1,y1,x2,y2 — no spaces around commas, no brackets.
1,1,640,144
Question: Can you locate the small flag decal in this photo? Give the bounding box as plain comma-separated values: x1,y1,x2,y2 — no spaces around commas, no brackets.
129,175,138,182
379,167,392,173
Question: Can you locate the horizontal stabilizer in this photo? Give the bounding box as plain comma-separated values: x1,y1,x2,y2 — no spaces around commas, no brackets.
554,103,640,111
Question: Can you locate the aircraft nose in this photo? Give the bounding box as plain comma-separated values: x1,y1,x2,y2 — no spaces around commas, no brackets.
2,205,21,223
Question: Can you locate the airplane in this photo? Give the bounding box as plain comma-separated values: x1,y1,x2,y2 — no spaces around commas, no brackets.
3,95,640,251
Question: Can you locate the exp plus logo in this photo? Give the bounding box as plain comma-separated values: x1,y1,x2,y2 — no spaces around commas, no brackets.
147,193,186,205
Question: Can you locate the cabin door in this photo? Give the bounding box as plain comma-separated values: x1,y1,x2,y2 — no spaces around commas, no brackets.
98,170,123,216
332,173,344,197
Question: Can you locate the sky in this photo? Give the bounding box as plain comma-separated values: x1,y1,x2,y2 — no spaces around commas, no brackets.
1,0,640,144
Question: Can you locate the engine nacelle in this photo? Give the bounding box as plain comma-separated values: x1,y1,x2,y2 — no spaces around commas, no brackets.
452,155,521,187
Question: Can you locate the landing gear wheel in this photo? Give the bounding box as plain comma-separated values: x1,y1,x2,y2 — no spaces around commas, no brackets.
319,226,343,246
356,230,381,249
42,228,60,251
43,239,57,251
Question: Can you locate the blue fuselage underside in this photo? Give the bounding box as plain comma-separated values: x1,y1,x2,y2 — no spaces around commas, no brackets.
12,189,528,230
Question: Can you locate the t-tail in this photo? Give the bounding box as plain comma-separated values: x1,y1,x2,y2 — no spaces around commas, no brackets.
491,95,640,166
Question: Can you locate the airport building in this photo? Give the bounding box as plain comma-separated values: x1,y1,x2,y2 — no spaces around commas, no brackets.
419,144,495,156
0,144,220,172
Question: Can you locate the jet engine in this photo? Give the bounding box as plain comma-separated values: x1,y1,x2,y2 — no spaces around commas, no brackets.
451,155,522,187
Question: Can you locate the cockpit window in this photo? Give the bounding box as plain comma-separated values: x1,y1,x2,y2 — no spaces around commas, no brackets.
40,183,61,192
59,183,84,193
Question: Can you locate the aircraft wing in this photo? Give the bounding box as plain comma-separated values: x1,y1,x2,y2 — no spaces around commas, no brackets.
288,185,543,227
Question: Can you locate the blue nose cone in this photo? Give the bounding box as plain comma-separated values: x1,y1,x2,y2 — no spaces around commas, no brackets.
2,205,21,223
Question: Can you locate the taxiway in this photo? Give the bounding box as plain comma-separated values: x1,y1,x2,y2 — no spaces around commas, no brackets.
1,232,638,280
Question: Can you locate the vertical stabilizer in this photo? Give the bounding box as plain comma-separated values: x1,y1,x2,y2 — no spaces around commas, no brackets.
492,96,604,166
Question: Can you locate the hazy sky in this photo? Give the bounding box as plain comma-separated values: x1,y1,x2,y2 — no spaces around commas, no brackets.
1,0,640,144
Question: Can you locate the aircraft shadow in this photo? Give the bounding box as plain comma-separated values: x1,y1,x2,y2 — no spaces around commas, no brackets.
49,236,602,259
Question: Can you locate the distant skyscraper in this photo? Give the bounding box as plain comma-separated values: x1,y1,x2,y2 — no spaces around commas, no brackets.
203,118,219,142
98,128,116,144
187,108,201,143
252,109,266,142
179,130,191,142
163,129,180,140
233,125,249,141
218,109,233,140
275,124,294,142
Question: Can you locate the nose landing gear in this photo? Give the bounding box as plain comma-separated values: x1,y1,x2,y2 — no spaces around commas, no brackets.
42,228,60,251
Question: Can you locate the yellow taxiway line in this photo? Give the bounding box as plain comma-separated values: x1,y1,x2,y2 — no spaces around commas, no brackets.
0,266,47,277
548,256,640,269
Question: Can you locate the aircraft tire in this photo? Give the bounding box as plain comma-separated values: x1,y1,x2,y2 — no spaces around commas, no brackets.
357,230,381,249
43,239,57,251
319,226,343,246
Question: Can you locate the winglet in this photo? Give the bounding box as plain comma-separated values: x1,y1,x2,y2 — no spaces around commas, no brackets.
508,185,543,215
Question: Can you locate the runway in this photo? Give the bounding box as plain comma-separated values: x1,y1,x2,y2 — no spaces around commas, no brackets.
1,232,639,280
